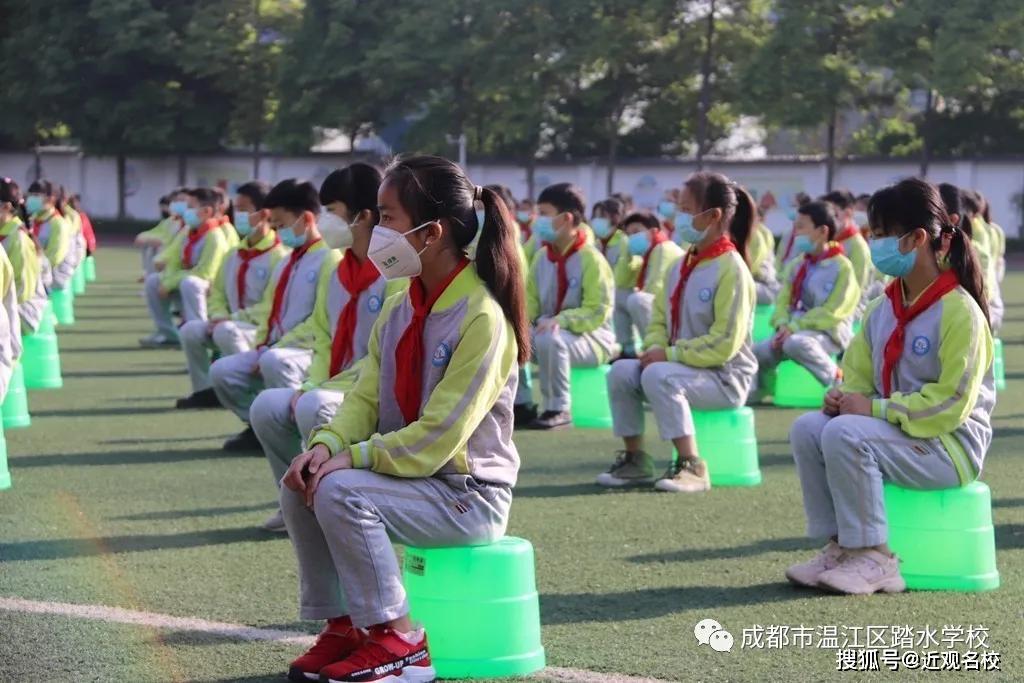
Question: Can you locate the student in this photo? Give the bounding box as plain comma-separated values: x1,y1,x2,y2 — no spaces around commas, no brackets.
141,188,230,347
250,164,403,532
600,172,757,493
749,215,780,304
853,193,870,234
0,178,47,335
176,181,287,409
0,242,21,400
787,178,993,595
209,179,337,451
520,182,615,430
213,186,240,248
754,201,860,389
56,186,87,285
592,198,640,357
979,194,1006,284
774,192,811,270
821,189,875,302
618,210,683,339
68,194,96,261
277,155,526,683
135,195,178,277
516,197,535,251
960,190,1002,333
25,179,75,291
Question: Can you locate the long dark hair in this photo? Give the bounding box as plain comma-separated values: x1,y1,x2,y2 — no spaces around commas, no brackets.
869,178,989,324
937,183,973,238
383,155,530,363
683,171,754,265
0,177,21,216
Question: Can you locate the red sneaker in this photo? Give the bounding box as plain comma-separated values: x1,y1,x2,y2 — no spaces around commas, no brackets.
318,626,436,683
288,617,367,682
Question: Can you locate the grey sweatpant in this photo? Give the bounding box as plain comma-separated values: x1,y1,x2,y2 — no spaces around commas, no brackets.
613,288,636,354
625,291,654,339
790,411,961,549
281,470,511,626
990,294,1004,335
608,360,745,440
532,326,600,412
252,387,344,489
144,272,208,339
180,320,257,392
754,330,840,386
141,244,159,275
209,347,313,422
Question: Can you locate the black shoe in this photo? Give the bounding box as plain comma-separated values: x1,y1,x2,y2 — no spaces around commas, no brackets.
513,403,538,428
175,388,222,409
529,410,573,430
223,426,262,452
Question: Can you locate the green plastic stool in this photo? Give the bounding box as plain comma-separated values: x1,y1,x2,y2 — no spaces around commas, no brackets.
692,407,761,486
72,263,86,295
772,360,830,408
571,365,612,429
50,287,75,326
23,306,63,390
1,362,31,429
885,481,999,592
403,537,545,678
752,305,775,343
0,422,8,490
993,338,1005,391
84,254,97,282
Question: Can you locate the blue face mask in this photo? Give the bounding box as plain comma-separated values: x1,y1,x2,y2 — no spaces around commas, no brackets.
182,207,201,229
533,215,556,243
170,200,188,217
658,201,676,218
234,211,252,237
628,231,650,256
786,209,797,221
25,195,44,215
278,217,307,248
516,210,531,223
870,235,916,277
793,234,815,255
591,217,613,239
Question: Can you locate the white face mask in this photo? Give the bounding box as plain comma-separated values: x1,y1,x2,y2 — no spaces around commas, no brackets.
319,211,353,250
368,222,431,280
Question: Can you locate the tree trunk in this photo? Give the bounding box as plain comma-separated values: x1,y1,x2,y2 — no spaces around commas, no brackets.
695,0,716,170
825,106,837,192
116,154,126,219
177,153,187,187
32,144,42,182
919,88,933,178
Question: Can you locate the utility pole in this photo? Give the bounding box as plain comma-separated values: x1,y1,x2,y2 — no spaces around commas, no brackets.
447,133,467,168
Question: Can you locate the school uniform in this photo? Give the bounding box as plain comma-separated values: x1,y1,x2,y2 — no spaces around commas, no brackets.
988,221,1006,283
0,247,22,400
525,232,616,413
835,221,879,305
281,261,516,627
750,223,781,304
137,217,180,274
252,252,406,490
61,205,88,282
790,273,993,548
144,219,229,339
971,217,1003,333
209,239,336,423
619,235,684,338
609,237,757,440
595,231,637,352
0,218,46,334
754,242,860,386
219,217,240,248
179,232,286,393
30,208,75,290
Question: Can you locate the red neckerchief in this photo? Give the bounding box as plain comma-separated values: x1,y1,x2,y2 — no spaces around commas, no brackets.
835,223,860,243
261,238,322,345
544,230,588,313
329,253,382,375
636,231,669,289
881,270,960,397
182,219,219,269
669,236,736,342
789,243,845,313
394,258,471,424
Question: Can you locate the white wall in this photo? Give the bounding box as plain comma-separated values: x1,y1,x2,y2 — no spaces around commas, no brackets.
3,151,1022,237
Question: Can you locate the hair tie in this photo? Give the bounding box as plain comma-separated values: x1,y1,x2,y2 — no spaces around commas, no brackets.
474,185,483,202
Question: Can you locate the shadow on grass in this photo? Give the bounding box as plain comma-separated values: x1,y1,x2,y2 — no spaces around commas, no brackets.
99,434,227,445
61,345,152,353
62,368,185,379
626,536,809,564
0,525,283,561
111,502,277,522
993,497,1024,508
995,523,1024,549
32,405,174,418
8,448,232,468
540,581,806,624
513,481,613,498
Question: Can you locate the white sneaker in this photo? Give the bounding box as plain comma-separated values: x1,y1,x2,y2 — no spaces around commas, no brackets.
596,451,656,487
785,541,844,587
261,509,287,533
816,548,906,595
654,458,711,493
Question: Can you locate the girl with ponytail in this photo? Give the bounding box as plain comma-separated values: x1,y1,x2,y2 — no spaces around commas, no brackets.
786,178,994,596
0,178,47,334
276,155,524,683
26,178,75,292
598,171,758,493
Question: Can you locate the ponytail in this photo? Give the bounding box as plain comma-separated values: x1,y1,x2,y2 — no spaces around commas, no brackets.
941,225,990,326
477,187,530,363
729,186,756,266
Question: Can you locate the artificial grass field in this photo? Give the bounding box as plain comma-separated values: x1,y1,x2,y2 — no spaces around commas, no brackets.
1,246,1022,682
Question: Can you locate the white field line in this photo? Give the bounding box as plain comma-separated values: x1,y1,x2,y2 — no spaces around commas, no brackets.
0,596,670,683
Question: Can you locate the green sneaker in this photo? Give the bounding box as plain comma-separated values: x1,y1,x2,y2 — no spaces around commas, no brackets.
596,451,656,487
